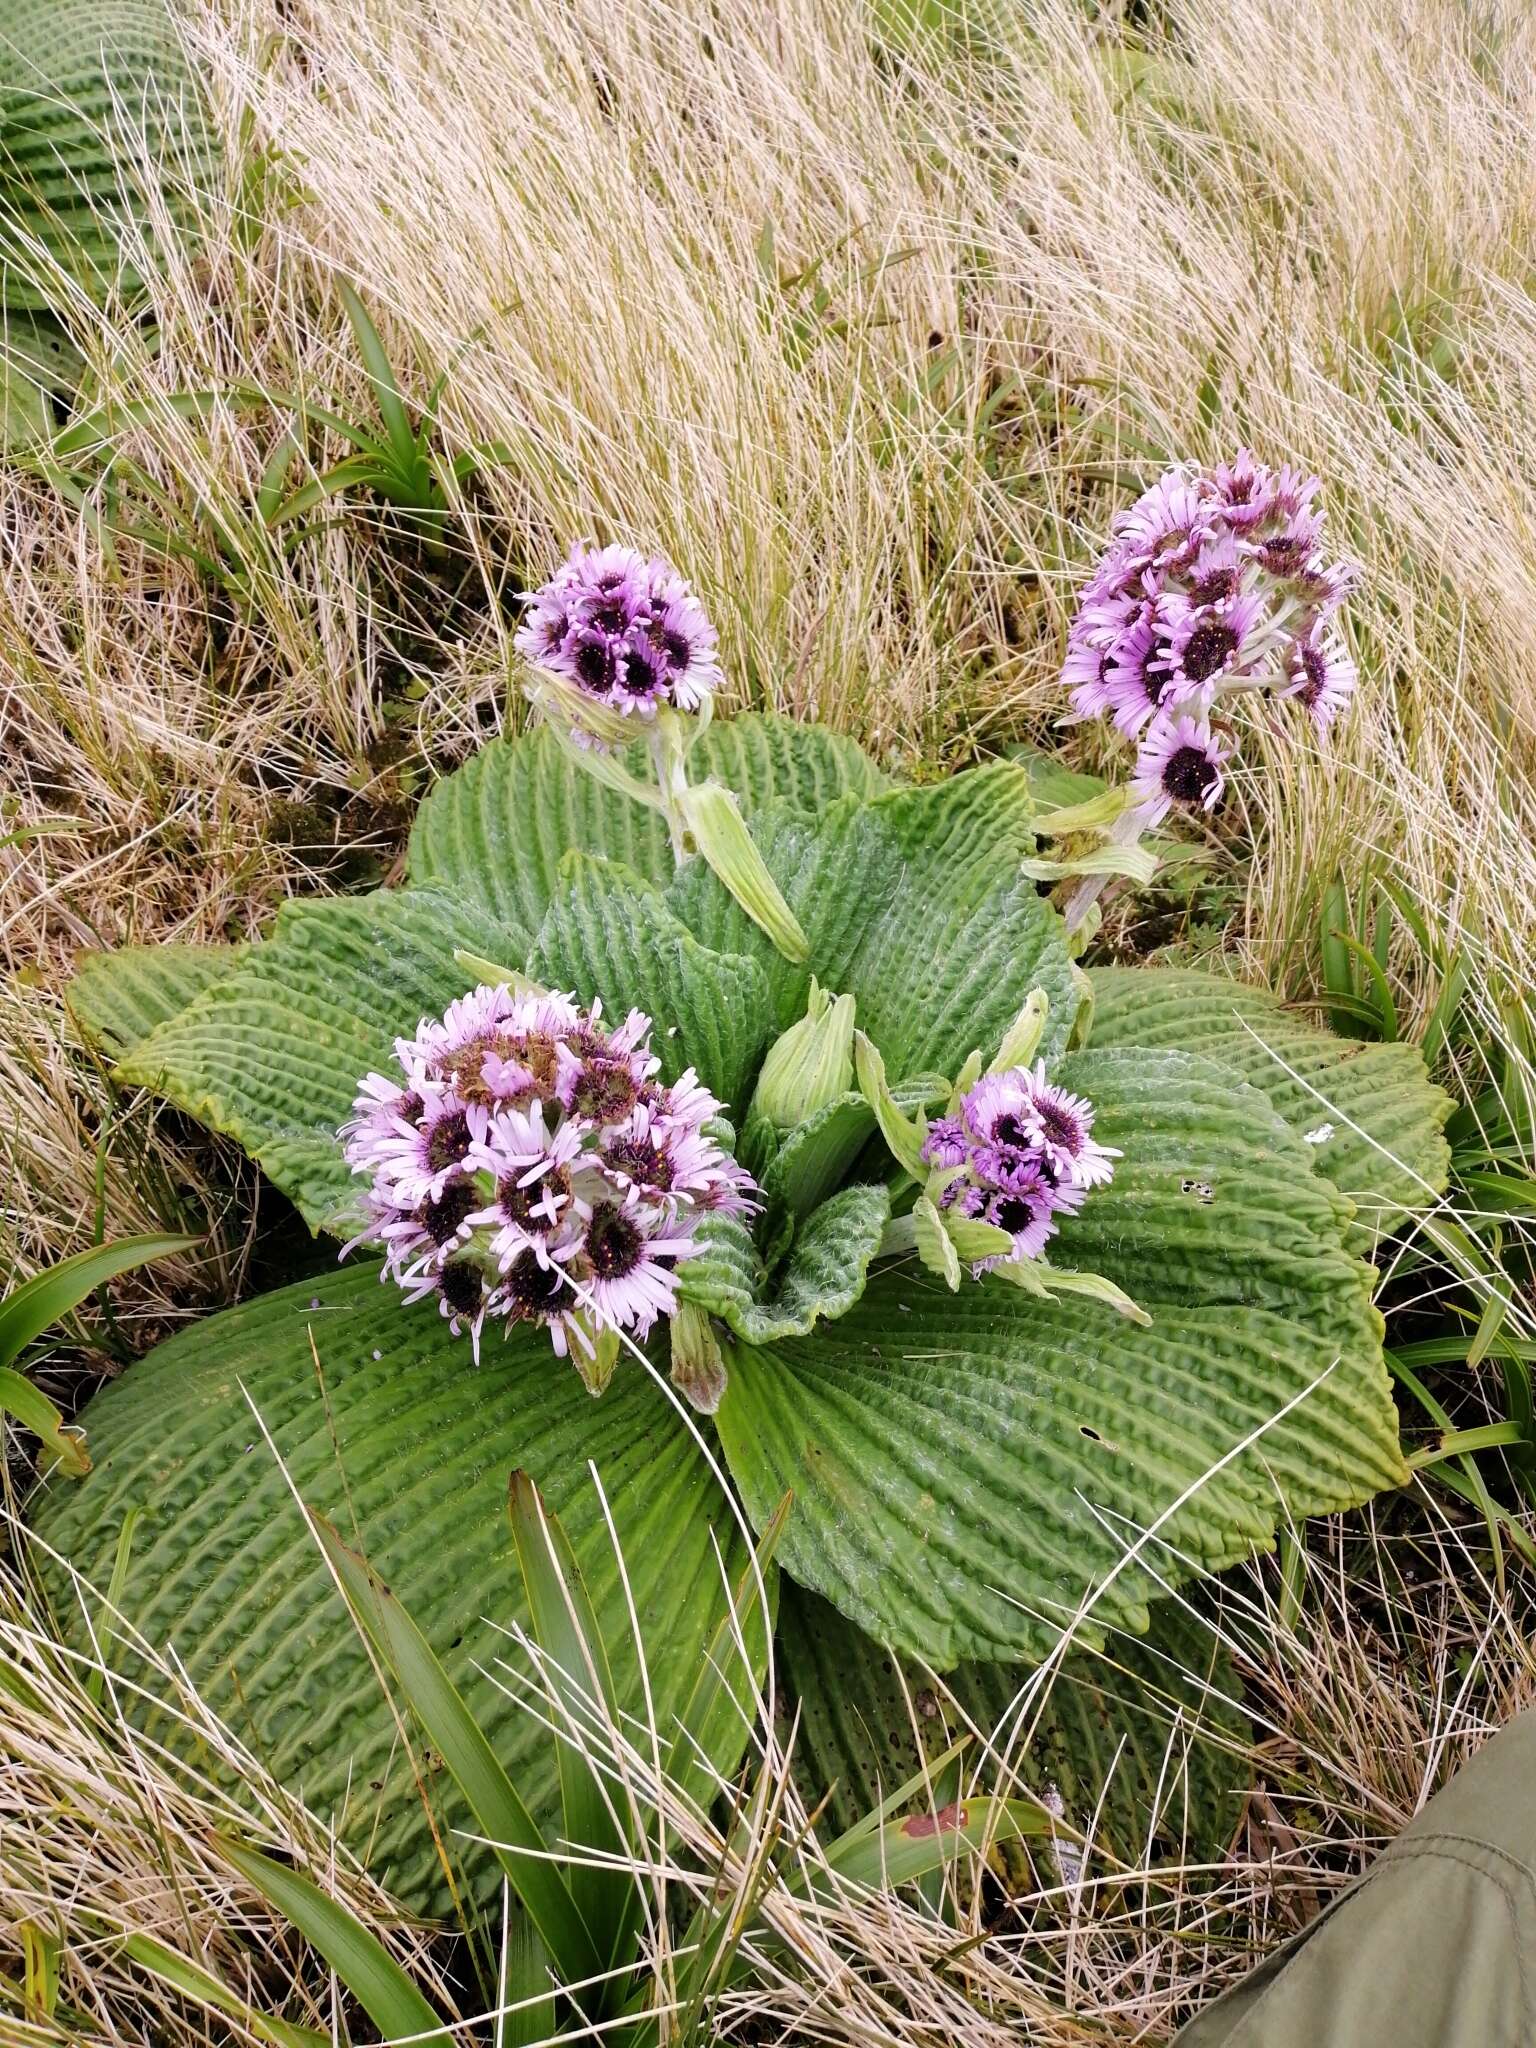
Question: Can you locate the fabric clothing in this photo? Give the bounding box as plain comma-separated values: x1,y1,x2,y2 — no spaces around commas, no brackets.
1175,1710,1536,2047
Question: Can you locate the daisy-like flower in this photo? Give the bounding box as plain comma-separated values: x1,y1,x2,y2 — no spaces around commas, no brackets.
1130,713,1234,824
919,1063,1116,1266
341,985,755,1381
1151,589,1269,710
1280,625,1357,733
515,540,723,741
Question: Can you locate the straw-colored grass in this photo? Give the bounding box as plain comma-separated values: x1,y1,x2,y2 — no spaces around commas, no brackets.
2,0,1535,2036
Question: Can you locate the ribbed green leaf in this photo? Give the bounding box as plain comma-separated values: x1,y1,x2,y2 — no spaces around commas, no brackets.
667,764,1079,1078
0,0,215,312
406,714,887,935
68,940,245,1059
115,891,527,1231
526,854,773,1116
678,1183,890,1346
1088,965,1452,1252
779,1582,1249,1866
28,1267,756,1917
0,308,80,446
716,1050,1406,1667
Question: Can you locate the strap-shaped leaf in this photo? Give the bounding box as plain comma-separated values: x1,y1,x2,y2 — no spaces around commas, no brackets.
678,1183,889,1346
667,765,1080,1079
406,714,887,935
779,1582,1249,1866
68,941,245,1059
116,891,529,1231
715,1050,1406,1667
527,854,774,1115
1088,965,1452,1251
29,1267,757,1917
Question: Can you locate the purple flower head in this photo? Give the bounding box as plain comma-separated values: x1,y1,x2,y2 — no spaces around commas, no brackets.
1151,589,1268,711
1130,713,1234,824
341,985,755,1375
1280,626,1357,734
517,540,723,736
1060,452,1360,780
921,1063,1116,1267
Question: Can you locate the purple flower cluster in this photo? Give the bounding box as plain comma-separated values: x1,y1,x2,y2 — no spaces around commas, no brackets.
341,985,753,1367
515,542,722,731
921,1062,1117,1263
1063,451,1359,823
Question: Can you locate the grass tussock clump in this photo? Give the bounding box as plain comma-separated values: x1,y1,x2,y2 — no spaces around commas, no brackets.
0,0,1534,2039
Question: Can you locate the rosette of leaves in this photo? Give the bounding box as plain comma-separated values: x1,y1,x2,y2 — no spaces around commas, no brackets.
34,713,1451,1911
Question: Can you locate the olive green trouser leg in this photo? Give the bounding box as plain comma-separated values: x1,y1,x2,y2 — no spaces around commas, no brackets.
1174,1709,1536,2048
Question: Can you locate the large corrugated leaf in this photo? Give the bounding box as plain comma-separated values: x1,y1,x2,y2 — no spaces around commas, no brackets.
68,940,245,1059
0,0,214,311
666,764,1080,1078
28,1267,756,1917
526,854,773,1116
406,714,887,936
1088,966,1452,1252
779,1582,1249,1867
116,891,527,1232
716,1050,1405,1667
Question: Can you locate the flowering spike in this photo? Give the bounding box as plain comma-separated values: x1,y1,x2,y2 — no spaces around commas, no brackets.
340,985,755,1378
1057,450,1360,929
753,980,856,1130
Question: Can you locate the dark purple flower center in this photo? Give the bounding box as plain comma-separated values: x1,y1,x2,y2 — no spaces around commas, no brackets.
1181,620,1239,682
398,1091,424,1123
622,646,665,697
1296,644,1326,702
586,594,632,634
992,1196,1035,1235
506,1248,567,1316
1259,537,1308,576
439,1260,485,1315
498,1163,571,1233
662,628,692,668
426,1110,472,1174
571,1059,638,1123
993,1113,1030,1149
1035,1099,1082,1152
573,638,616,694
586,1201,644,1279
1186,566,1238,605
1163,746,1219,803
604,1133,672,1189
422,1182,476,1246
536,609,569,653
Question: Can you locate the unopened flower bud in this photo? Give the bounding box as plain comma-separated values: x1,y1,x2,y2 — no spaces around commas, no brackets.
752,980,856,1131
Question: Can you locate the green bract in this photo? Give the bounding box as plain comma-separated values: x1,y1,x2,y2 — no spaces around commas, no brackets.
38,713,1451,1909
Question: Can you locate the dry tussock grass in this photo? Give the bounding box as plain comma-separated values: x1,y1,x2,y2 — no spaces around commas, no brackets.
2,0,1534,2037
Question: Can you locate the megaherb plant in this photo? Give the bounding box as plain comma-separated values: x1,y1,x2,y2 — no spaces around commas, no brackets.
29,516,1451,1929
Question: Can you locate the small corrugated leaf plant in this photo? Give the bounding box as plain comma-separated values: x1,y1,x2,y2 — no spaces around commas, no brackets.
20,464,1452,2028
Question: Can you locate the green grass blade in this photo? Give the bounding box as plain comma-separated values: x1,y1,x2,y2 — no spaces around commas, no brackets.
309,1510,603,1986
814,1793,1052,1892
216,1838,447,2043
0,1235,200,1369
118,1932,327,2048
0,1367,89,1478
336,278,419,472
507,1472,630,1960
670,1492,788,1815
